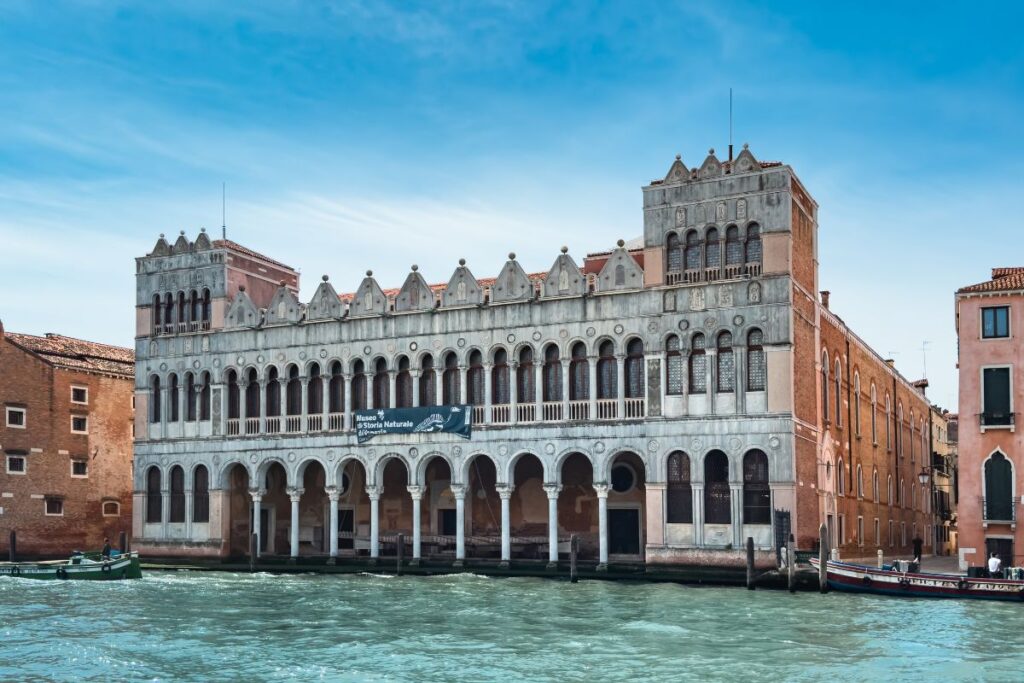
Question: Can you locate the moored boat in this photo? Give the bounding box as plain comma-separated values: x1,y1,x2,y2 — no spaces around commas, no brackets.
0,551,143,581
811,557,1024,601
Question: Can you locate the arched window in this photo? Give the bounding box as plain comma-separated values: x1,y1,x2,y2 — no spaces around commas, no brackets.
725,226,742,265
690,333,707,393
419,355,436,407
372,358,389,409
666,451,692,523
597,340,616,399
328,361,344,414
743,450,770,524
306,364,322,415
286,365,301,416
985,451,1013,520
164,293,174,327
152,294,162,331
900,478,905,507
169,465,185,523
177,292,186,327
856,464,863,498
244,368,259,419
747,329,765,391
896,402,903,456
834,359,842,426
909,410,915,461
666,233,682,272
885,395,892,451
350,360,367,411
226,370,239,420
705,227,720,270
189,290,200,325
201,288,211,323
467,350,484,405
666,335,683,395
265,367,280,418
821,351,829,419
704,451,731,524
625,339,644,399
684,230,701,271
168,373,179,422
911,484,916,510
569,342,589,401
887,475,893,505
442,352,460,405
745,223,762,264
199,371,211,421
543,345,562,402
150,375,162,423
517,347,534,405
491,348,510,404
853,372,861,436
184,372,197,421
396,356,412,408
870,384,878,444
193,465,209,523
717,332,734,392
146,466,162,523
837,458,846,494
872,469,879,502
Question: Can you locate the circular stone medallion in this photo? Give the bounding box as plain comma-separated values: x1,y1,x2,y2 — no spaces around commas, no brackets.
507,334,516,344
647,440,660,452
213,358,221,368
586,327,596,337
498,444,509,456
733,315,745,326
193,360,201,369
614,324,624,335
159,363,167,371
457,338,466,348
363,345,372,356
769,436,782,450
409,447,419,458
532,331,542,342
409,341,418,352
647,321,659,333
559,329,569,339
544,443,556,454
299,351,307,360
287,452,296,463
386,343,396,353
678,320,689,331
594,441,606,454
320,349,328,359
432,339,443,349
256,355,265,364
249,453,258,464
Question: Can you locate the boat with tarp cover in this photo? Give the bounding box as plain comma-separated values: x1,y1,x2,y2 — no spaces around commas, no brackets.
0,551,142,580
811,557,1024,601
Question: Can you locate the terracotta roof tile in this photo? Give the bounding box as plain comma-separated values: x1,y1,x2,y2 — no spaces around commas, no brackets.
958,267,1024,294
5,332,134,379
213,239,294,271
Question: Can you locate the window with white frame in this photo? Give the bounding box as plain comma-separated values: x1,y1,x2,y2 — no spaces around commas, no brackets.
982,366,1013,427
857,516,864,547
6,451,27,474
44,497,64,516
71,459,88,478
982,306,1010,339
102,500,120,517
5,406,26,429
71,386,88,404
71,415,88,434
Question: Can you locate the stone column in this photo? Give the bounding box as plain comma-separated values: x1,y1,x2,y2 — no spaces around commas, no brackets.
692,483,704,547
411,371,420,408
366,485,381,560
459,366,468,406
322,376,330,427
509,361,519,424
595,483,610,569
259,379,267,431
288,487,303,560
300,376,309,427
388,371,397,409
435,371,443,407
452,484,467,564
239,381,248,426
735,345,747,414
161,487,170,539
408,485,423,563
707,349,717,416
560,359,570,420
496,484,514,565
587,358,598,420
534,363,543,421
184,486,194,539
278,379,287,420
483,363,493,423
616,354,626,418
177,382,186,425
544,484,562,567
327,487,339,562
343,375,352,430
250,489,263,557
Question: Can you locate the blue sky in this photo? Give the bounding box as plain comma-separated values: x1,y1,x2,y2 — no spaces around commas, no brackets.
2,1,1022,410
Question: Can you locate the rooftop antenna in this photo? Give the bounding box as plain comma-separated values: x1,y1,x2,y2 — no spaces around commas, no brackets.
728,87,733,162
221,182,227,240
921,341,931,379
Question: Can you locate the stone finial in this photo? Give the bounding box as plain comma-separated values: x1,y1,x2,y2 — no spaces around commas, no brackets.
459,258,466,266
180,230,185,235
617,239,625,247
743,142,749,150
239,285,246,293
159,233,165,238
366,270,373,277
411,264,418,271
708,148,715,155
675,154,681,160
201,227,206,233
322,274,329,281
508,252,516,260
561,246,568,254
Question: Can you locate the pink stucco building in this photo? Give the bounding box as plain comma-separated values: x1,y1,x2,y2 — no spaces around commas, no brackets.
956,267,1024,570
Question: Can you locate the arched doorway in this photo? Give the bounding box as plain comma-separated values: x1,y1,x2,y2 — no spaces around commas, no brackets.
465,454,500,559
558,452,598,560
261,462,289,555
423,456,455,557
297,461,327,556
336,459,369,556
510,453,547,560
379,457,412,557
224,463,251,558
607,451,646,559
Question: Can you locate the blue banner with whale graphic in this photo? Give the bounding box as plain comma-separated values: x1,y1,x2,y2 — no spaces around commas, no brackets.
354,405,472,443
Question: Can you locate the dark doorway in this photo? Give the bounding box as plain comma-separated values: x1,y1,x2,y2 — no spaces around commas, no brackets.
259,509,271,553
609,508,641,555
439,509,457,536
986,538,1014,568
339,508,354,550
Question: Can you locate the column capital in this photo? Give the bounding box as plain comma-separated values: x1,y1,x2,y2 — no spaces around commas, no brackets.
248,488,266,501
449,484,467,499
326,486,339,502
287,487,304,502
593,483,610,498
495,484,515,499
365,485,381,501
406,485,424,499
543,483,562,498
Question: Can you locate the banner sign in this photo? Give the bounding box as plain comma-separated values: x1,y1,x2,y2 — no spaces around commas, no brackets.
354,405,472,443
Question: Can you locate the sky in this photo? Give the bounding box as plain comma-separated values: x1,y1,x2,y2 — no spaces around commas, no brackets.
2,1,1022,411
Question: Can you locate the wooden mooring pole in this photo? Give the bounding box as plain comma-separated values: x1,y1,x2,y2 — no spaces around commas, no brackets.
119,530,127,554
787,533,796,593
818,523,829,594
249,533,257,573
569,534,579,583
746,537,755,590
396,533,404,576
8,530,15,562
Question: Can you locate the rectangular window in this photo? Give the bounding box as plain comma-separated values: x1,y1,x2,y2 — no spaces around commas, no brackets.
982,367,1012,426
857,516,864,547
71,460,88,478
6,454,26,474
666,355,683,395
102,501,121,517
982,306,1010,339
5,407,26,429
888,520,894,547
71,415,89,434
44,497,64,516
71,386,89,404
901,522,907,547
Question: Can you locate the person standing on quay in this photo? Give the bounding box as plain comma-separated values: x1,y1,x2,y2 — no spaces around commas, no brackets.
988,553,1003,579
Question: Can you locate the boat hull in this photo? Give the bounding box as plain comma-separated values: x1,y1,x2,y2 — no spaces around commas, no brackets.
0,553,142,581
811,558,1024,602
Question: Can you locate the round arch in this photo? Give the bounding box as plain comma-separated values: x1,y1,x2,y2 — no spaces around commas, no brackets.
415,451,456,487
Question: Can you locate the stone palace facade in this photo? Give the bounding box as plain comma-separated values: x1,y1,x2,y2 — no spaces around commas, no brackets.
131,145,936,568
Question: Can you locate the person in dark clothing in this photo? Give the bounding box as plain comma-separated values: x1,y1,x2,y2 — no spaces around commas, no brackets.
101,538,111,559
912,536,923,563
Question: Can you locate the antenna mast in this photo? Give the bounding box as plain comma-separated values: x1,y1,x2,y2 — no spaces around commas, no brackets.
221,182,226,240
921,341,931,378
728,87,733,162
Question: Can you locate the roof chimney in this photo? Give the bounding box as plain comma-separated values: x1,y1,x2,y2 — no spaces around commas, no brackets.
884,359,895,368
912,378,929,396
820,291,830,309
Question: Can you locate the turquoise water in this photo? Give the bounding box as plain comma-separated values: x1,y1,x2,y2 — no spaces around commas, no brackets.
2,571,1021,682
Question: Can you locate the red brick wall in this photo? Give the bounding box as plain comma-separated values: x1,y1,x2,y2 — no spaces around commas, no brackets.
0,337,134,559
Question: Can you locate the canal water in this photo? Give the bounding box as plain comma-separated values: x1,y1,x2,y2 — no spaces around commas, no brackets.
2,571,1021,681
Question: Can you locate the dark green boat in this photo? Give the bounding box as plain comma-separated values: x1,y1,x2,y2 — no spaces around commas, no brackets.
0,551,142,580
